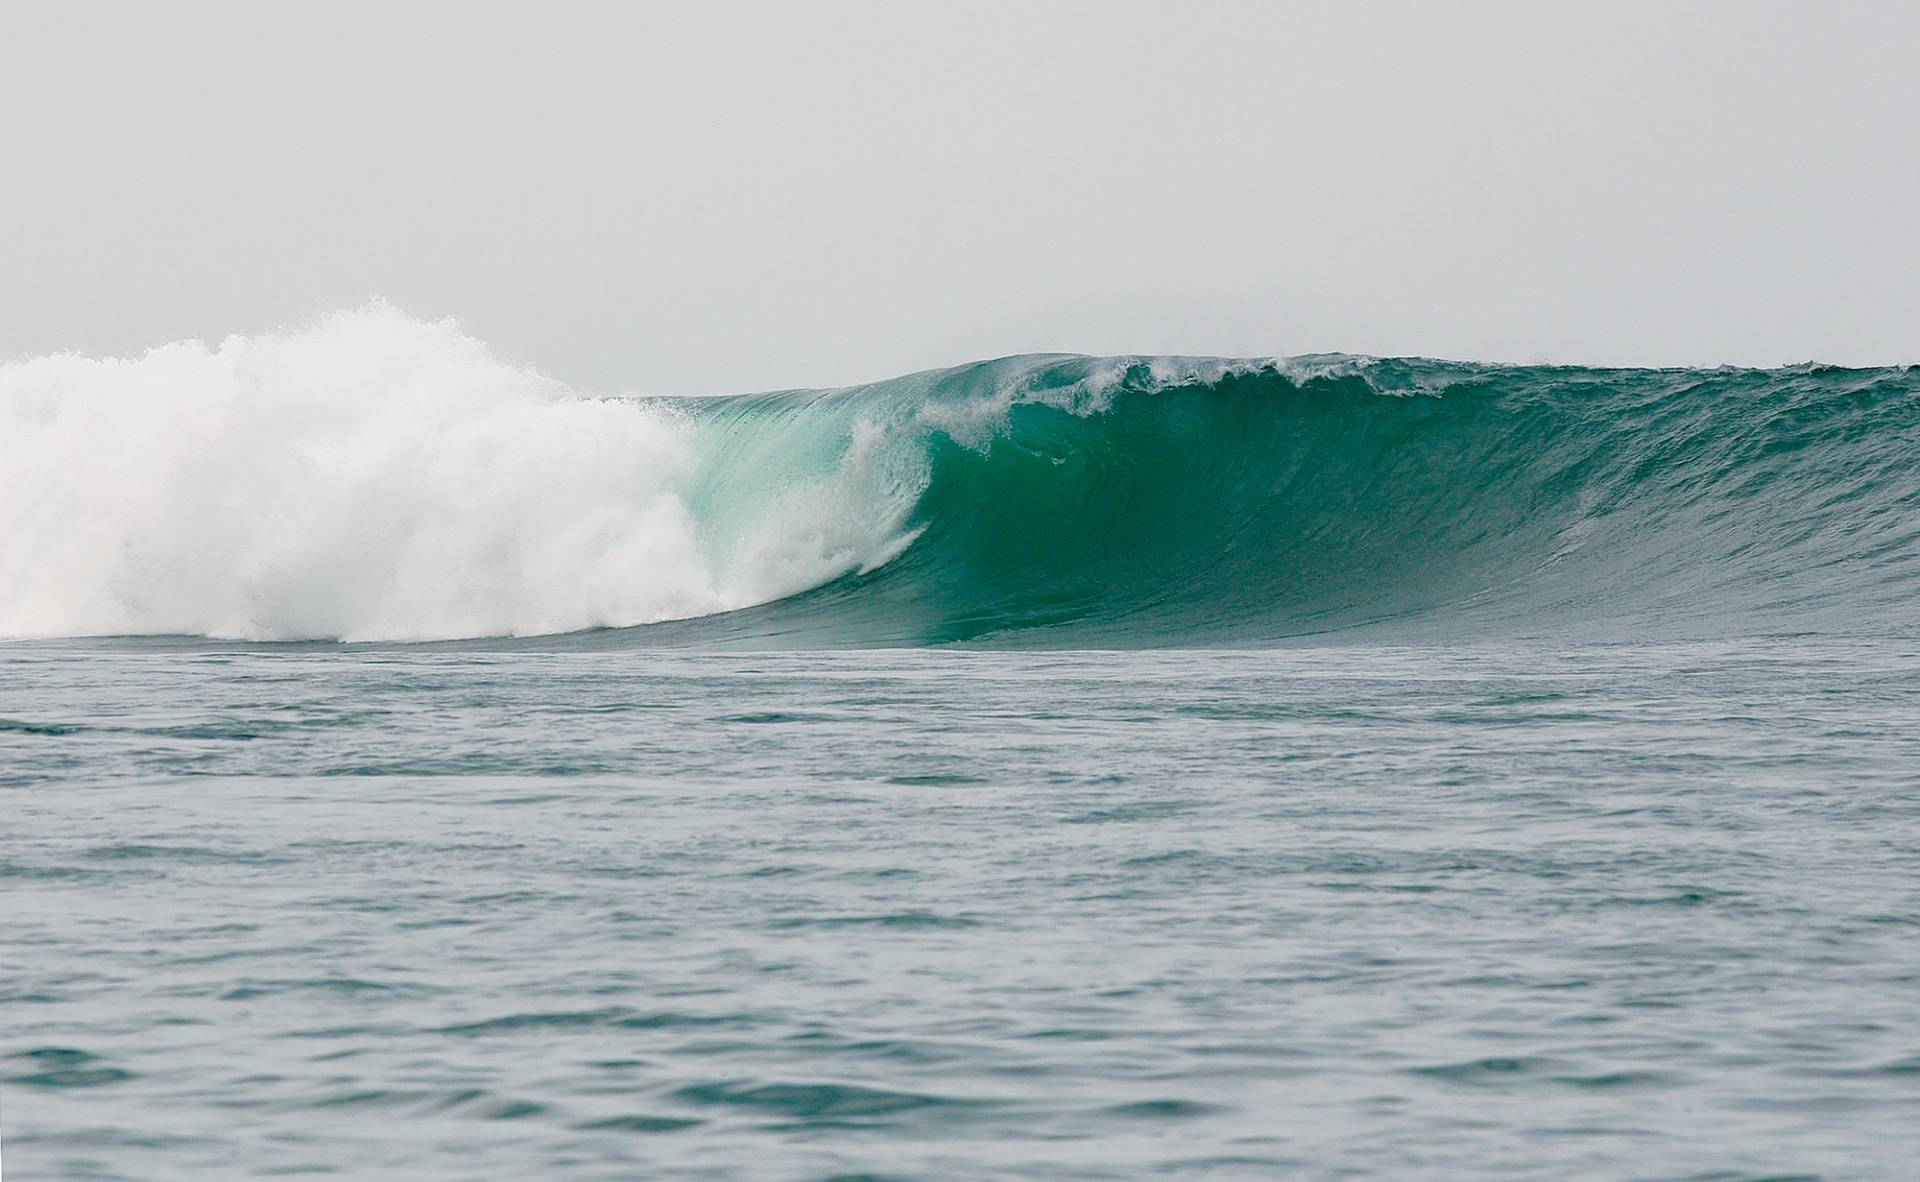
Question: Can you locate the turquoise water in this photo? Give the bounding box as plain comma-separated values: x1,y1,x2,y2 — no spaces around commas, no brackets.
4,351,1920,1179
648,356,1920,648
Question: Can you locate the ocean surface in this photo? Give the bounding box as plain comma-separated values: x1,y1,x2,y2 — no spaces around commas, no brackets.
4,310,1920,1179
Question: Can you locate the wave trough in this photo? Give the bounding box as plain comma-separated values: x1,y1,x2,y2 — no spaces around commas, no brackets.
4,305,1916,645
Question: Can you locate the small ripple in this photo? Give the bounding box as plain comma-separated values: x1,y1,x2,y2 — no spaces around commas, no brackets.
1411,1056,1682,1092
438,1007,754,1036
1546,1069,1684,1090
1063,800,1201,825
421,1089,549,1121
1152,1156,1301,1176
1102,1098,1229,1119
1410,1055,1564,1084
289,1086,549,1121
574,1114,704,1134
1020,1028,1114,1042
84,843,288,865
8,1127,216,1150
670,1080,983,1119
768,911,980,930
883,773,987,785
718,711,836,724
7,1047,135,1089
0,717,86,735
132,722,274,740
308,1089,407,1108
781,1032,966,1065
0,860,123,881
221,977,434,1001
278,1024,411,1041
1602,887,1748,908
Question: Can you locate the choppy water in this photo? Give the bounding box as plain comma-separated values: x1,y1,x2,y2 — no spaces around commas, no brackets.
6,638,1920,1180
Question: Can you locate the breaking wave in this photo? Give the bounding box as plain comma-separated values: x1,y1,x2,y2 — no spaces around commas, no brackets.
4,304,1916,645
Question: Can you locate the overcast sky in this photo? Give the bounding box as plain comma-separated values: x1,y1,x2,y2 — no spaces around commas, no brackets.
3,1,1916,393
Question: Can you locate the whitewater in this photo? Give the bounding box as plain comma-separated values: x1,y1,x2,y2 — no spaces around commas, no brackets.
0,304,923,641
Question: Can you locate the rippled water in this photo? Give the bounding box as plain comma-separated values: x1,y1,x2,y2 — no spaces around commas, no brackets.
5,638,1920,1179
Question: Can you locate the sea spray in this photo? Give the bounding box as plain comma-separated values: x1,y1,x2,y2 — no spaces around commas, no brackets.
0,305,915,640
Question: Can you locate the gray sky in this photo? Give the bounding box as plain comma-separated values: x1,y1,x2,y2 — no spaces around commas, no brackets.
3,1,1916,394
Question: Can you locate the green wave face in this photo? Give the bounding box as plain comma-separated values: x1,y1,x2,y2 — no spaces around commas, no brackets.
632,355,1920,648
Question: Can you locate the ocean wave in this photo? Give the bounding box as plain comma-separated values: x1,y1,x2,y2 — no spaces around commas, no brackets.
4,305,1916,645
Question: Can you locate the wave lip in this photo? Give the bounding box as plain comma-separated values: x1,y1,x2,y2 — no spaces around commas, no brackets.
5,308,1917,646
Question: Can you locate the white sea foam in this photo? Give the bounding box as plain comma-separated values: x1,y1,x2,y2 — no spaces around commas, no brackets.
0,304,907,641
909,354,1276,449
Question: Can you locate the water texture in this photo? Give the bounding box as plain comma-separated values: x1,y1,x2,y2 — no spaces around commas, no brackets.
4,643,1919,1180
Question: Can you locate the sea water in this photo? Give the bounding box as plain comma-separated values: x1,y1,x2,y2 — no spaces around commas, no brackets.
5,640,1920,1180
4,309,1919,1179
